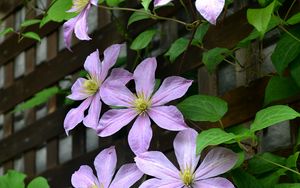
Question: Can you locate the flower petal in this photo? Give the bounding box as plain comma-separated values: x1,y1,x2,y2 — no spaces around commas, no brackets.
195,0,225,25
148,106,188,131
128,114,152,155
174,129,200,173
84,50,102,82
63,16,78,50
154,0,173,7
90,0,98,6
74,5,92,41
151,76,192,106
94,146,117,188
135,151,180,180
64,97,92,135
83,92,101,130
105,68,133,85
67,78,91,101
98,109,137,137
101,44,122,80
139,178,184,188
109,163,143,188
134,58,157,99
71,165,100,188
194,177,235,188
195,147,238,180
100,82,135,107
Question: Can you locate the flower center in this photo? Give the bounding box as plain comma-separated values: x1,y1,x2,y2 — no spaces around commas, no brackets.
83,77,99,95
134,94,151,114
180,168,194,186
90,184,99,188
73,0,90,12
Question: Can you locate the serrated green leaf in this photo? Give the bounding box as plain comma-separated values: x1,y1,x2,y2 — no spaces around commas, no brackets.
192,22,210,45
21,19,41,27
130,29,157,50
264,75,300,105
128,10,151,26
196,128,235,154
247,1,275,38
202,47,231,73
287,12,300,25
165,37,189,62
28,177,50,188
177,95,228,122
22,32,41,42
141,0,152,10
250,105,300,132
13,86,59,112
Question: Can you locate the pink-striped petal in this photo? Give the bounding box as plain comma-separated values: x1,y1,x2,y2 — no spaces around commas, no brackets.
83,92,101,130
67,78,91,101
140,178,184,188
195,147,237,180
74,5,92,41
109,163,143,188
94,146,117,188
128,114,152,155
64,97,92,135
151,76,192,106
174,129,200,173
100,44,122,80
194,177,235,188
148,106,188,131
154,0,173,7
71,165,100,188
195,0,225,25
98,109,137,137
84,50,102,82
100,82,135,107
134,58,157,99
105,68,133,85
135,151,180,180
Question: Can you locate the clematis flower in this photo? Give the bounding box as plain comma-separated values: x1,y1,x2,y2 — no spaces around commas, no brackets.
98,58,192,155
153,0,225,25
135,129,238,188
63,0,98,50
71,146,143,188
64,44,132,135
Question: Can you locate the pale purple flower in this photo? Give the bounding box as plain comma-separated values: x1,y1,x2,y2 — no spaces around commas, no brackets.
154,0,225,25
71,146,143,188
135,129,238,188
63,0,98,50
64,44,132,135
98,58,192,155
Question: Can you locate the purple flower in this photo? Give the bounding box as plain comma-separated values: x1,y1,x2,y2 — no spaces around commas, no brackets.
63,0,98,50
64,44,132,135
135,129,238,188
71,146,143,188
98,58,192,155
154,0,225,25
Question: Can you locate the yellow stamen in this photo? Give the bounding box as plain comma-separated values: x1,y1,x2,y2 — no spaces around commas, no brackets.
90,185,98,188
83,77,99,95
133,93,151,114
73,0,90,12
180,167,194,186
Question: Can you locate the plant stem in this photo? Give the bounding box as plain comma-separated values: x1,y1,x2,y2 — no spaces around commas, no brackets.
284,0,296,21
279,25,300,43
219,120,224,129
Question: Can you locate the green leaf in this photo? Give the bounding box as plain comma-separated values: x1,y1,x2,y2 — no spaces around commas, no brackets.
141,0,152,10
225,125,256,144
3,170,26,188
287,12,300,25
165,37,189,62
22,32,41,42
290,55,300,87
130,29,157,50
271,28,300,75
177,95,228,122
196,128,235,154
21,19,41,28
13,86,59,112
250,105,300,132
127,10,151,26
0,27,14,37
275,184,300,188
106,0,124,6
231,168,264,188
247,1,275,37
248,153,286,175
259,169,286,188
286,152,299,168
202,47,231,73
192,22,210,45
40,0,77,27
28,177,50,188
258,0,274,7
264,75,300,105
